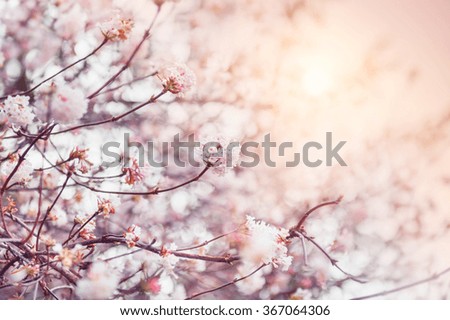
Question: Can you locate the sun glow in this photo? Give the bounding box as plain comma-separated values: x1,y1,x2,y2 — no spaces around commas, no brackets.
301,67,333,96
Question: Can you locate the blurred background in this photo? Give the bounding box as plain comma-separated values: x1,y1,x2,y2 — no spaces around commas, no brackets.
176,0,450,298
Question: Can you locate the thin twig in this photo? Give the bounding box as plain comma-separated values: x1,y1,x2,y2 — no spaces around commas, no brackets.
0,38,108,100
95,72,157,97
299,232,308,266
0,124,56,236
87,8,161,99
62,210,100,246
352,266,450,300
69,235,240,264
186,264,268,300
299,231,366,283
294,196,343,231
33,173,72,249
176,227,240,252
69,165,210,196
52,89,167,135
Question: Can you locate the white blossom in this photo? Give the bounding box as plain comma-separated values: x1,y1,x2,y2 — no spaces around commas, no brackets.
239,216,292,271
123,224,142,248
0,157,33,186
157,243,179,276
75,261,120,299
97,195,120,218
99,12,134,42
158,63,196,95
6,264,28,284
1,95,35,127
54,4,87,39
197,135,241,176
50,84,88,124
236,263,266,295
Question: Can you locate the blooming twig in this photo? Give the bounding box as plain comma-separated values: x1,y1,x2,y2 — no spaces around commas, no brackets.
87,7,161,99
176,226,241,252
0,38,109,101
52,89,167,135
62,210,101,246
298,231,366,283
33,173,73,249
68,164,211,196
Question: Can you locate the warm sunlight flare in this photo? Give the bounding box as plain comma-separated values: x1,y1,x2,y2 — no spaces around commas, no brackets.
301,67,332,97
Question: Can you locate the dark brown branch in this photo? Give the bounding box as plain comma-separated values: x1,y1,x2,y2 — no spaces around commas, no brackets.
102,239,156,262
0,124,56,236
69,165,210,196
69,236,240,264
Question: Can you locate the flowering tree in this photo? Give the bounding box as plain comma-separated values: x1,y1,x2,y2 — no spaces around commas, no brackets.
1,0,449,300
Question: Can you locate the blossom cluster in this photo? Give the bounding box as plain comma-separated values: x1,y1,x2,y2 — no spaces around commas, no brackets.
240,216,292,270
100,13,134,42
0,155,33,185
50,84,88,124
123,224,142,248
158,63,196,95
0,95,35,127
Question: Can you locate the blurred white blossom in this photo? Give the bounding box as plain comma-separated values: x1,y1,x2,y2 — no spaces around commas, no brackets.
50,84,88,124
1,95,35,127
0,156,33,185
75,262,120,299
240,216,292,271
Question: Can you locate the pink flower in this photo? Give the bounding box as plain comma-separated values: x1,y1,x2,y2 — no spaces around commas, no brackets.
123,158,144,186
141,277,161,294
25,264,40,277
158,63,196,95
123,224,142,248
100,13,134,42
198,136,241,176
56,248,75,268
67,147,92,173
97,197,118,218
